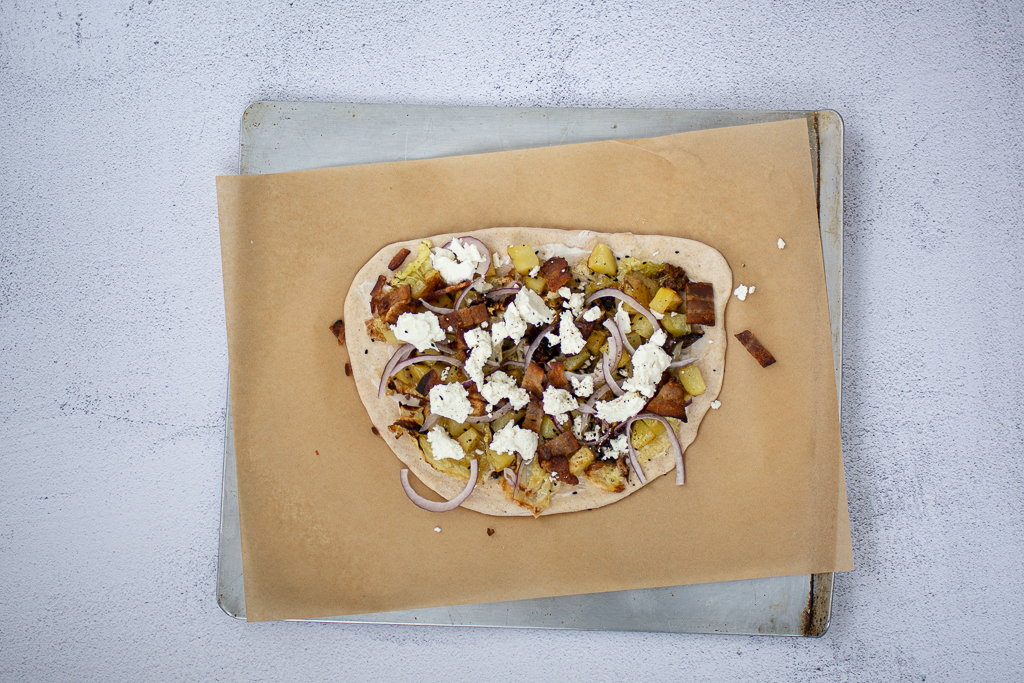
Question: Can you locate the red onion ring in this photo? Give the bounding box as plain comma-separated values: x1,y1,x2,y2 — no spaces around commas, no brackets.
377,344,415,399
624,422,648,486
627,413,685,485
419,413,440,432
601,321,623,396
420,300,454,315
465,402,512,423
400,458,479,512
453,279,478,310
380,354,464,400
523,322,556,369
485,285,521,300
667,357,699,370
584,288,663,333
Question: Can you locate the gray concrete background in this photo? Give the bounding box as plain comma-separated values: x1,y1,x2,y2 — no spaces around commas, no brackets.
1,1,1022,681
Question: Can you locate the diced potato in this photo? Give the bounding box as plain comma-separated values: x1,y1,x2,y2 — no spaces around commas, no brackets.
445,419,469,438
457,427,480,453
679,364,706,396
631,420,657,449
486,448,515,472
508,245,540,275
625,332,644,350
540,416,558,440
661,312,691,337
632,314,655,339
408,363,431,383
524,276,547,294
491,408,525,434
649,287,683,314
598,341,629,369
588,244,617,276
395,367,415,387
418,434,472,480
382,326,401,344
514,460,554,515
569,447,597,476
563,349,591,372
584,459,628,492
622,273,652,309
436,293,453,308
585,329,608,355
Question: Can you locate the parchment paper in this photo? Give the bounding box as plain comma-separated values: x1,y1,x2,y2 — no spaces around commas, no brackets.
217,118,853,623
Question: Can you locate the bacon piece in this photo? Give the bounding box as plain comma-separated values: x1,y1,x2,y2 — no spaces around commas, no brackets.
421,280,471,302
415,369,441,397
546,361,569,390
521,361,546,397
344,362,352,377
438,304,489,333
685,282,715,326
522,400,545,433
538,257,571,291
388,247,411,271
538,454,578,486
373,284,412,322
329,319,345,346
543,430,580,458
382,301,416,325
734,330,777,368
418,271,446,299
369,274,387,301
575,319,597,342
644,380,688,421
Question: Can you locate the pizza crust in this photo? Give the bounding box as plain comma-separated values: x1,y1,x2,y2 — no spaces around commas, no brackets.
343,228,732,516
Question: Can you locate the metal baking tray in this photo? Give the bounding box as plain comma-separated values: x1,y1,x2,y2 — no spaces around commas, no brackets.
218,102,844,636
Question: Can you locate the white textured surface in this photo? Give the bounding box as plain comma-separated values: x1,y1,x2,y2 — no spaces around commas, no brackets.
2,1,1022,680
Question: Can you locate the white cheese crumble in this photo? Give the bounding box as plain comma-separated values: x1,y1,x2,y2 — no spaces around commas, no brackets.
733,284,749,301
543,386,578,421
748,285,756,294
427,426,466,461
778,238,786,249
569,374,594,398
513,287,555,326
391,311,445,352
614,302,632,338
428,383,473,423
545,332,560,345
601,433,630,461
493,250,512,268
480,371,530,410
710,400,722,409
463,328,492,388
572,415,586,438
430,247,476,285
558,314,587,356
473,280,494,293
558,287,585,318
621,332,671,398
595,391,646,423
582,306,602,322
490,422,539,462
434,526,441,532
528,265,540,278
558,286,571,299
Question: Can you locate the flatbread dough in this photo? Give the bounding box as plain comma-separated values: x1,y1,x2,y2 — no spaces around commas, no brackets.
344,228,732,516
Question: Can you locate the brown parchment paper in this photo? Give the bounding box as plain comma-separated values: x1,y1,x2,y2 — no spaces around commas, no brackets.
217,118,853,623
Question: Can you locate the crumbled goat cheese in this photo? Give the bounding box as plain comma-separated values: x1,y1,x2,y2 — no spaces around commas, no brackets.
582,306,602,322
528,265,540,278
434,527,441,532
558,314,587,356
543,386,578,421
514,287,555,326
480,371,530,410
572,415,586,437
491,422,539,462
595,391,646,423
748,285,755,294
583,426,602,441
448,237,485,268
493,250,512,268
427,426,467,461
430,246,477,285
428,383,473,423
614,302,632,337
621,338,671,398
569,374,594,398
778,238,786,249
545,333,560,345
733,284,749,301
391,311,445,352
563,291,585,318
601,433,630,460
473,280,494,293
558,286,572,299
710,400,722,409
463,328,492,387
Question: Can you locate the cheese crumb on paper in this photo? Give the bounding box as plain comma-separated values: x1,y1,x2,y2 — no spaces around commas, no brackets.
710,400,721,409
733,284,750,301
778,238,786,249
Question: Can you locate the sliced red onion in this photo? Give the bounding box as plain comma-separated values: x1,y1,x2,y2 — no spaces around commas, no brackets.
466,402,512,423
585,383,612,409
398,397,423,407
501,360,525,370
629,412,685,485
485,285,521,300
419,412,440,432
601,321,623,397
626,430,649,486
453,279,478,310
380,354,464,399
400,459,479,512
575,404,596,415
420,300,454,315
377,344,415,399
667,357,700,370
523,322,556,369
584,288,663,333
503,467,517,489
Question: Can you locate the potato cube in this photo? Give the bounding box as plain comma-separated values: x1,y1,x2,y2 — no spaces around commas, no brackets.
587,244,617,276
649,287,683,314
563,349,591,372
661,312,691,337
632,314,655,339
487,448,515,472
679,364,706,396
524,276,547,294
540,416,558,440
585,329,608,355
568,447,597,476
507,245,540,275
631,420,657,449
457,427,480,453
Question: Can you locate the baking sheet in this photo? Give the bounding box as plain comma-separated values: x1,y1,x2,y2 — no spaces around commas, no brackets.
217,103,846,634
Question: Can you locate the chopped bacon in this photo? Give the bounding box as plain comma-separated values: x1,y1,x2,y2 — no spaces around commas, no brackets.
388,419,421,439
438,304,488,332
522,400,545,433
382,301,416,325
538,454,578,486
373,284,413,322
644,380,688,421
734,330,777,368
418,271,446,299
543,430,580,458
369,274,387,301
344,362,352,377
388,248,412,271
415,369,441,397
522,362,546,396
421,280,470,302
657,264,688,292
546,361,569,390
329,319,345,346
538,257,571,291
575,319,597,341
674,332,704,350
685,282,715,326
